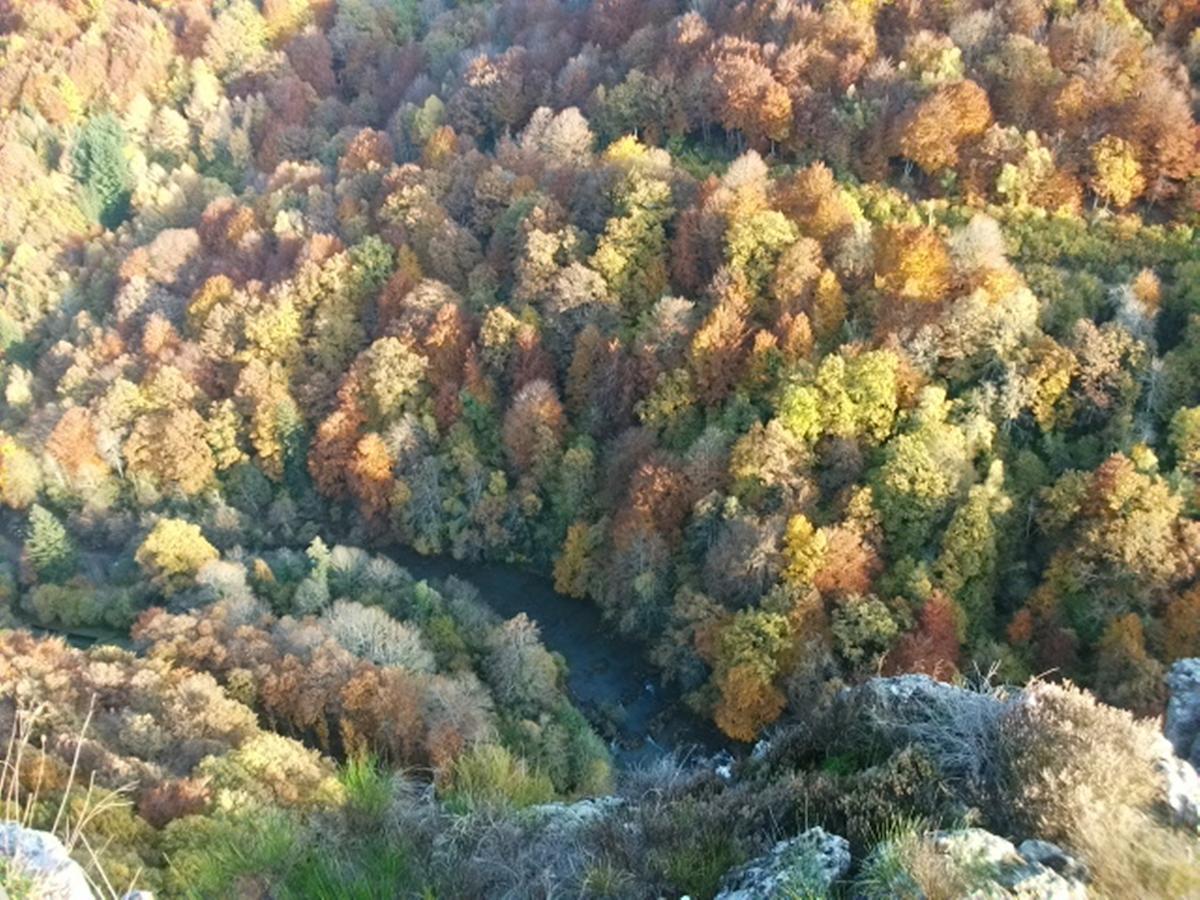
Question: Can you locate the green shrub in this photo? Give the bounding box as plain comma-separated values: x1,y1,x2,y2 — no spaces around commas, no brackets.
161,809,300,897
803,748,956,850
441,743,555,813
498,703,613,796
0,857,39,900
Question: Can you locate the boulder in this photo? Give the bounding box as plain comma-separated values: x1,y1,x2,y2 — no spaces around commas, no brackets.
844,674,1002,748
521,796,623,841
1017,839,1089,883
1160,659,1200,827
715,827,851,899
929,829,1088,900
712,749,736,781
932,827,1022,868
0,823,95,900
1165,659,1200,768
1155,744,1200,828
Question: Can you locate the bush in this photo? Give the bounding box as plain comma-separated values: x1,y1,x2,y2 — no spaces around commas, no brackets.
997,681,1160,842
783,748,956,852
161,810,300,897
0,858,38,900
498,703,613,796
996,680,1200,896
197,733,344,810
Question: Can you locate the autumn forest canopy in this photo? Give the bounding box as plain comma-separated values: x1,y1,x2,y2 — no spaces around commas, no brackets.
1,0,1200,895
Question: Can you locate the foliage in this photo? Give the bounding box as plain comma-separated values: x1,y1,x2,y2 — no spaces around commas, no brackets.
23,505,77,584
135,519,218,595
72,115,133,228
1,4,1199,894
995,681,1199,897
440,743,555,813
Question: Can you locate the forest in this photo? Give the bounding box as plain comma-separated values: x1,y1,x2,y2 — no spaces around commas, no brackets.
1,0,1200,895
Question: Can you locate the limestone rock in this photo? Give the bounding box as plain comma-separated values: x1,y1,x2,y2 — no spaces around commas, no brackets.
1017,839,1089,883
1165,659,1200,768
930,829,1088,900
1160,659,1200,827
522,796,622,840
0,823,95,900
846,674,1001,750
715,827,851,899
932,827,1022,868
1155,745,1200,828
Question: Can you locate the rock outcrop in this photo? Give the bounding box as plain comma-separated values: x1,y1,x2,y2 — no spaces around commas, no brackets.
1162,658,1200,827
843,673,1003,756
1166,658,1200,768
0,823,95,900
928,829,1088,899
1017,839,1090,884
714,827,851,899
522,796,622,839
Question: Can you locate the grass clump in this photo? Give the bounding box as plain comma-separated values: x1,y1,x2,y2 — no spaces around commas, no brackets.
855,823,990,900
642,797,741,900
340,755,394,822
658,825,738,900
440,743,555,813
578,857,637,898
161,809,299,897
0,857,39,899
279,835,422,900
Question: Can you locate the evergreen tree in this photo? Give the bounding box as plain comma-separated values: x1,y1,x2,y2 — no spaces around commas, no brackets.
72,114,133,229
24,505,77,583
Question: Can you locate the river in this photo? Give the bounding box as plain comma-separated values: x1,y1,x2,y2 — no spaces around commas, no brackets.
2,529,726,767
384,545,727,767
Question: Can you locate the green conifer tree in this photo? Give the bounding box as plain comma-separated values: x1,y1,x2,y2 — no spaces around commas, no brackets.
73,114,133,229
24,505,77,583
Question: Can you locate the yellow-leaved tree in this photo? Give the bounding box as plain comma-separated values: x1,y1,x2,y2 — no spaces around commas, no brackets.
136,519,218,595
